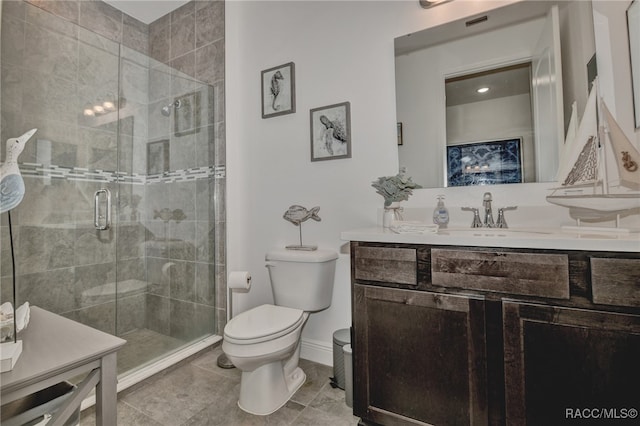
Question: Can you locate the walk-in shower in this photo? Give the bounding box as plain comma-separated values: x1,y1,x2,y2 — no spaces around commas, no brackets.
0,0,221,384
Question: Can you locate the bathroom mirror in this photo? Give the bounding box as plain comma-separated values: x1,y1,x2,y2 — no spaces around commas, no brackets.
395,0,597,188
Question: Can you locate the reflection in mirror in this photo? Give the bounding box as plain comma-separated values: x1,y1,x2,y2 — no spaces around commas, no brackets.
395,0,596,188
445,63,533,186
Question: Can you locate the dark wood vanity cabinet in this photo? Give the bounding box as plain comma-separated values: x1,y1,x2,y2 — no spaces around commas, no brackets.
353,284,488,425
503,301,640,425
350,242,640,426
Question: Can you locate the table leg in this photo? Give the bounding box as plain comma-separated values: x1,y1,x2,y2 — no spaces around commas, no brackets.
95,352,117,426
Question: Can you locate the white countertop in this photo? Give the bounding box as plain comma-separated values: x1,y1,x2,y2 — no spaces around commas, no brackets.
341,227,640,252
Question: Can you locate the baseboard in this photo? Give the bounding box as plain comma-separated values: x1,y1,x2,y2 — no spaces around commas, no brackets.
300,337,333,367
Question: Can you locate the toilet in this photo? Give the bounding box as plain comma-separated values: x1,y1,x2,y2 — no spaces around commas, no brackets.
222,248,338,415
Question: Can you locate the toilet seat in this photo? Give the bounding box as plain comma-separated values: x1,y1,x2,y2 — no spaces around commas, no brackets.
224,304,305,344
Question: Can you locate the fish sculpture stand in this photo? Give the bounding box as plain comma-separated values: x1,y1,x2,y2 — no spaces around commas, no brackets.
282,205,321,251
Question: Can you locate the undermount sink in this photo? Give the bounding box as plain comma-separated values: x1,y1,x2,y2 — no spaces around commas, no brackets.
438,228,554,238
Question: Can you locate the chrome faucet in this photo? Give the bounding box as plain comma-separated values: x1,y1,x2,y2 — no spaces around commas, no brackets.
482,192,494,228
462,193,517,228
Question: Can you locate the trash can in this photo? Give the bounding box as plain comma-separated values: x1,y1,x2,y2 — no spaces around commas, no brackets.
0,382,80,426
332,328,351,390
343,343,353,408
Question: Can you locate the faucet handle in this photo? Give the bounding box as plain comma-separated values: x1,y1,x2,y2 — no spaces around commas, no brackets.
495,206,517,228
461,207,482,228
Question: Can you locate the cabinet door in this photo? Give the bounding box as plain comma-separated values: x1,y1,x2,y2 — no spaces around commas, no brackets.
353,285,488,426
503,301,640,425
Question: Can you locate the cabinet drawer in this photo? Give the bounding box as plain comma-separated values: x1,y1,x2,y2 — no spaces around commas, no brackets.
354,246,417,285
431,249,569,299
591,258,640,308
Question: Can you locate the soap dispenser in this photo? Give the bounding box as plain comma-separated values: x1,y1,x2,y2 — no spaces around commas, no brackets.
433,195,449,228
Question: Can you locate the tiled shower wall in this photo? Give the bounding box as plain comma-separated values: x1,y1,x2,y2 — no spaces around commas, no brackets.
146,0,227,336
0,0,226,340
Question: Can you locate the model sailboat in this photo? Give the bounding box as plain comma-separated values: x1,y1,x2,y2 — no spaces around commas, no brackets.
546,79,640,221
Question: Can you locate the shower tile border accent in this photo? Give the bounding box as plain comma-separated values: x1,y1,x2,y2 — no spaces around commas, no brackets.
20,163,226,184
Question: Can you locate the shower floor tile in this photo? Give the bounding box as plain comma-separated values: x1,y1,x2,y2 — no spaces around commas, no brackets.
80,345,360,425
117,328,187,375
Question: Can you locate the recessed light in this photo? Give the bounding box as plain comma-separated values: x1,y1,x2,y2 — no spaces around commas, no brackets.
477,87,490,94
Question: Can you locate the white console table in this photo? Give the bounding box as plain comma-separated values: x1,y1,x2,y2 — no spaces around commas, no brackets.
1,306,126,425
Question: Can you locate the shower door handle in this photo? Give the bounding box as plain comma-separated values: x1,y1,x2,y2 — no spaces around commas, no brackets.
94,188,112,230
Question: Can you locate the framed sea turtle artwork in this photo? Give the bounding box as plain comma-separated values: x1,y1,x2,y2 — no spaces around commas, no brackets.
261,62,296,118
309,101,351,162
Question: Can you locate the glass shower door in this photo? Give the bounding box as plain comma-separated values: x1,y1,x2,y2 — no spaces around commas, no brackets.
114,48,217,373
1,4,121,338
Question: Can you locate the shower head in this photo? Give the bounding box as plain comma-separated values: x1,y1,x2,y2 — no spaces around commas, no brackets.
160,99,182,117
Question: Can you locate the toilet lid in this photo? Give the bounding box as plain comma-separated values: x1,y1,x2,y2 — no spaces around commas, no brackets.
225,304,305,342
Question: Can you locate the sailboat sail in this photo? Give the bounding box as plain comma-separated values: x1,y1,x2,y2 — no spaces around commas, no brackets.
556,101,578,182
546,78,640,218
555,85,599,187
601,101,640,190
562,136,597,186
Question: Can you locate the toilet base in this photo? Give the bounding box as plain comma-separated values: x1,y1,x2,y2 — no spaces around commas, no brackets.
238,364,306,416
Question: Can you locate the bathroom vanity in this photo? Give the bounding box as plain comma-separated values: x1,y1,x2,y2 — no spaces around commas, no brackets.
342,228,640,426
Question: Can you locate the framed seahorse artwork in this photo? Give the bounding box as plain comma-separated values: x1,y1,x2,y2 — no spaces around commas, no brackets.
309,101,352,162
261,62,296,118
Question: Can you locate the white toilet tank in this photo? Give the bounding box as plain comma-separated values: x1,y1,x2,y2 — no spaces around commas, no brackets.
265,248,338,312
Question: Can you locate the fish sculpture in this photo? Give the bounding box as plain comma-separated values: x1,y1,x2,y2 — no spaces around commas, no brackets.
270,70,284,111
283,205,321,226
1,129,37,213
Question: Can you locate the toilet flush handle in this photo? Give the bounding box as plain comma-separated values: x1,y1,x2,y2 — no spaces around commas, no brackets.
265,262,277,268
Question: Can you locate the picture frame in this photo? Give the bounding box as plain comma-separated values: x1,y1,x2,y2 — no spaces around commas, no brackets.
261,62,296,118
147,139,169,175
397,122,403,146
310,101,351,162
446,138,523,187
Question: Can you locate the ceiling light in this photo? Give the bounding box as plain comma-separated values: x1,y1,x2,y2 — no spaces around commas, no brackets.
102,101,116,111
477,87,490,94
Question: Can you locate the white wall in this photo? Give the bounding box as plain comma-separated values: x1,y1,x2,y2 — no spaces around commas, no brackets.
225,0,640,366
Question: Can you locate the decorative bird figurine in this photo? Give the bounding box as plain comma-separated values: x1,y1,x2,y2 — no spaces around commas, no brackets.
1,128,37,213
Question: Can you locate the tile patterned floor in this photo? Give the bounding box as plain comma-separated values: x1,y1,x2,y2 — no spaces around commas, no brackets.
80,346,360,425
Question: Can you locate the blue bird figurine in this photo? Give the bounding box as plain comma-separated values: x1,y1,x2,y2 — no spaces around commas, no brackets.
1,128,37,213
